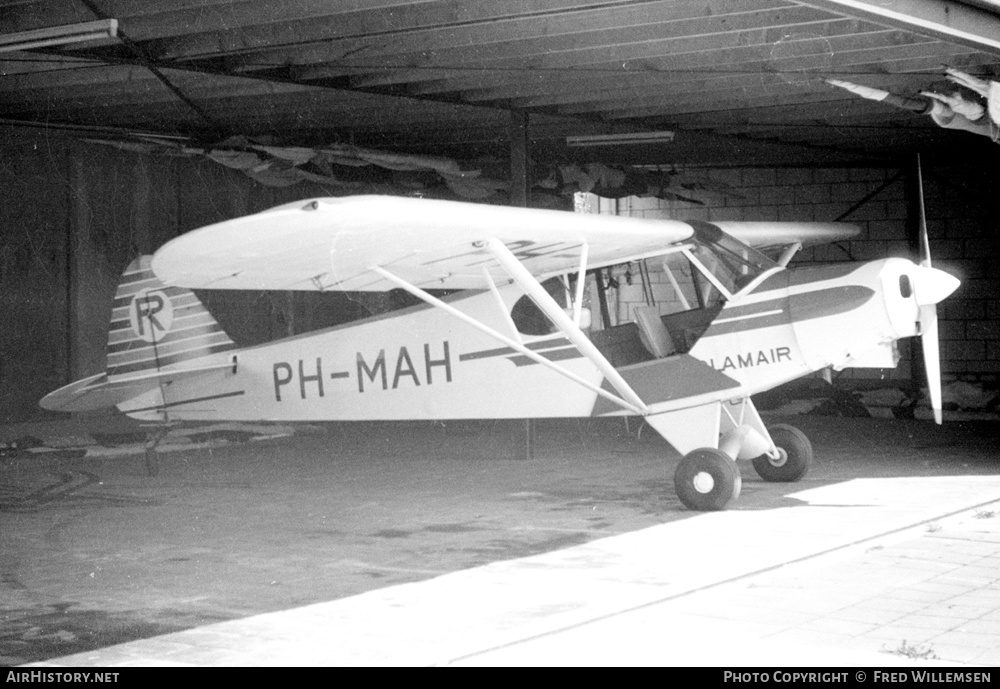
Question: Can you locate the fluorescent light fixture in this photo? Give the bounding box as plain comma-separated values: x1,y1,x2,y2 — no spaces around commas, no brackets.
566,130,675,147
0,19,118,53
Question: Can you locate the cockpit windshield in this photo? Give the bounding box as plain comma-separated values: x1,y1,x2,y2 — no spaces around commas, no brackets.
686,220,777,298
510,220,780,364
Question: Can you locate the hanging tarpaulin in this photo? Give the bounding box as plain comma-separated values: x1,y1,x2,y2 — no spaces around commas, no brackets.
193,136,501,197
84,135,738,204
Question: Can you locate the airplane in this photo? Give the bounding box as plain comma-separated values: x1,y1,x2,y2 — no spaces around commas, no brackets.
40,193,960,510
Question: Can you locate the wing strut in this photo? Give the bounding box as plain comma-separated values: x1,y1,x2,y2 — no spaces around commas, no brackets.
485,238,649,414
369,264,646,415
572,242,589,327
777,242,802,267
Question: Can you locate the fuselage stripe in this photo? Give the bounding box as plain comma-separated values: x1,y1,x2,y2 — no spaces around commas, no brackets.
713,308,784,325
123,390,246,414
459,337,571,361
509,346,583,367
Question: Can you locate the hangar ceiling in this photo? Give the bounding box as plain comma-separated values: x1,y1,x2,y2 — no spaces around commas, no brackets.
3,0,1000,168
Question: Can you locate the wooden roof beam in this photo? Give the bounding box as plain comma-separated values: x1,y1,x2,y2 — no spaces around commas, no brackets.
797,0,1000,55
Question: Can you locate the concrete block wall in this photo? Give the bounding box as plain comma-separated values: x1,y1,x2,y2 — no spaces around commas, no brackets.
592,161,1000,388
589,261,690,326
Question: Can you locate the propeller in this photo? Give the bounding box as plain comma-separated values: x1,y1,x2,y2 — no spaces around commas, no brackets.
913,155,960,424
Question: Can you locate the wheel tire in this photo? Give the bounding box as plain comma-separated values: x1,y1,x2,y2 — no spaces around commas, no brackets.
752,424,812,482
674,447,742,511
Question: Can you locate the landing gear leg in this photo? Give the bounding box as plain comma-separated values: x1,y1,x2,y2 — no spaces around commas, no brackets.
655,399,814,510
718,399,813,482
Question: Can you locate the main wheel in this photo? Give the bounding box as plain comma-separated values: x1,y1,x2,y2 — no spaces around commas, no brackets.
752,424,812,482
674,447,741,511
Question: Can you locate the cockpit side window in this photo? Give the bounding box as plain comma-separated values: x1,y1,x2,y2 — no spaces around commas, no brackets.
510,277,570,335
619,223,772,356
659,252,708,315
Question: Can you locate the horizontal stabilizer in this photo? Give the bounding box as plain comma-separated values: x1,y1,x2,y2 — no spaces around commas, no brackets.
39,363,234,413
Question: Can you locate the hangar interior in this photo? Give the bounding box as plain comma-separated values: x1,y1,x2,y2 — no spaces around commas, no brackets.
6,1,1000,668
3,0,1000,422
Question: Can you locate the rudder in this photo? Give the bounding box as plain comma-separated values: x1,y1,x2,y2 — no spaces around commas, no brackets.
107,256,236,379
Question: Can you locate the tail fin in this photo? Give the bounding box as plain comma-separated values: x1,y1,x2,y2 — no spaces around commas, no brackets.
107,256,236,379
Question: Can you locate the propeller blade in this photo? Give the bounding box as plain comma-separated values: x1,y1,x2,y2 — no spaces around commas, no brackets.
912,154,956,425
920,304,944,424
916,153,932,268
913,268,958,424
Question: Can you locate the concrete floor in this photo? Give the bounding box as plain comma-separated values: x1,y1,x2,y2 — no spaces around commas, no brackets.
2,413,999,666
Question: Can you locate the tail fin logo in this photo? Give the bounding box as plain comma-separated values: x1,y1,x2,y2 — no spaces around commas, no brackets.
129,288,174,343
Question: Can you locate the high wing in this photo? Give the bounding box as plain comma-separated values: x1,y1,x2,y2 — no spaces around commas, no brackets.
152,195,858,292
152,195,695,292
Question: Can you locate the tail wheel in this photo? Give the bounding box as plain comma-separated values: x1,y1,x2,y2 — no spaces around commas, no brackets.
144,448,159,477
674,447,741,511
752,424,812,482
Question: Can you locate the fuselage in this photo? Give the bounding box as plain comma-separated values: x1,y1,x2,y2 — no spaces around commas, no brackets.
118,257,935,424
691,258,912,393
